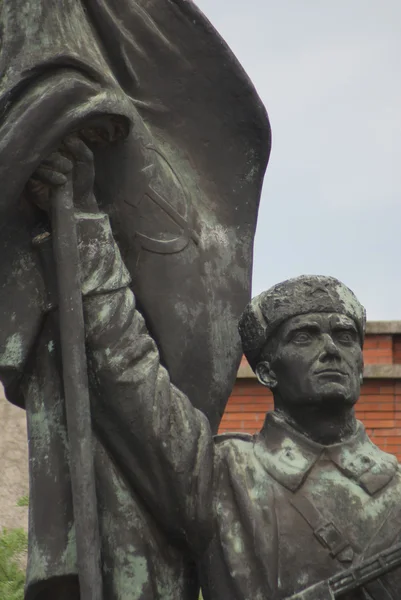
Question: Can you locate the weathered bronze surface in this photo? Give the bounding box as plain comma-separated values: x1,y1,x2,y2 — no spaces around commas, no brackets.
2,2,401,600
1,1,270,598
0,0,270,429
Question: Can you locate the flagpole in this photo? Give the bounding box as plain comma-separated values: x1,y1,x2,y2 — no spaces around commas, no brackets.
51,177,103,600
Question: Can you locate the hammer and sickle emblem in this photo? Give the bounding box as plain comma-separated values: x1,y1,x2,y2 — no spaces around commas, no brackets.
125,146,199,255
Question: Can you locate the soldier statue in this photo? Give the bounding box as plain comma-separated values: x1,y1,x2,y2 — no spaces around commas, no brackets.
24,142,401,600
1,2,400,600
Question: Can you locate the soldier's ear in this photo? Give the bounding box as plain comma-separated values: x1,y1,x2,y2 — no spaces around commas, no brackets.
255,361,277,389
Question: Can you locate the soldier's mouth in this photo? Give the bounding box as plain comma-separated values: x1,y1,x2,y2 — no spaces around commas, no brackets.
315,369,347,376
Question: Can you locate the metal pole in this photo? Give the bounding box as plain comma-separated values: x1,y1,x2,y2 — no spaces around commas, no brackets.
51,178,103,600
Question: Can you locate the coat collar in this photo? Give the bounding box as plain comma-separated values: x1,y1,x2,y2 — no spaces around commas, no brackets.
254,412,398,495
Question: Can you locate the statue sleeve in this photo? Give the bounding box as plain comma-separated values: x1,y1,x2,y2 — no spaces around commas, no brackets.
78,211,215,554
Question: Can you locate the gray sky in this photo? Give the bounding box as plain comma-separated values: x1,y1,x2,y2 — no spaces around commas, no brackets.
195,0,401,320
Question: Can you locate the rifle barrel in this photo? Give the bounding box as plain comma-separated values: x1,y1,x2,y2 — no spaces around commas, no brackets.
331,543,401,596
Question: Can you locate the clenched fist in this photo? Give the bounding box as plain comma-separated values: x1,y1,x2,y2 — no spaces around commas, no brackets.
26,135,98,214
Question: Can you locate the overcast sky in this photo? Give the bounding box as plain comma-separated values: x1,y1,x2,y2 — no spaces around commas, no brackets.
195,0,401,320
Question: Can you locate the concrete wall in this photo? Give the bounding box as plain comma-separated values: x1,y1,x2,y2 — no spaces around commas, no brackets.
0,388,29,532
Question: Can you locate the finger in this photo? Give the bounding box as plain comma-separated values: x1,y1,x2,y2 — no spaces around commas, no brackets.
62,135,93,164
34,167,68,187
26,179,51,212
41,152,73,174
28,178,47,195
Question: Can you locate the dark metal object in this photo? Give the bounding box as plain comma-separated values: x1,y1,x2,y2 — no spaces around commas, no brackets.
0,0,270,431
51,179,102,600
0,1,270,597
287,540,401,599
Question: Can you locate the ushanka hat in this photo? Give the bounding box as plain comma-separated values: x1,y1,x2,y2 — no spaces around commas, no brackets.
238,275,366,371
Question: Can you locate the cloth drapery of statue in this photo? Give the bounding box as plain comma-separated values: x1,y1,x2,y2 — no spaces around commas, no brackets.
0,0,270,425
0,1,270,598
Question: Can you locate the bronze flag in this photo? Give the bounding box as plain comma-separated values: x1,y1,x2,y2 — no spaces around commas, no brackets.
0,1,270,597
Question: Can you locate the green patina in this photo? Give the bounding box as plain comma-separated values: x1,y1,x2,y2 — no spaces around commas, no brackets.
27,538,49,583
29,403,51,459
114,549,149,600
0,333,24,367
60,525,77,571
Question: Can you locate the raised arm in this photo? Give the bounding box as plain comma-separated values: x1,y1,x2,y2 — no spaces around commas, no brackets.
83,225,214,552
30,137,215,555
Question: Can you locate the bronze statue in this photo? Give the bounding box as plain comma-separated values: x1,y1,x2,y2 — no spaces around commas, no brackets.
25,145,401,600
0,1,269,598
1,2,400,600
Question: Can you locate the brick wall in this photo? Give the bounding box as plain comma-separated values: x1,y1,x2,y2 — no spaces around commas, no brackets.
363,334,393,364
0,394,29,532
219,327,401,461
393,335,401,364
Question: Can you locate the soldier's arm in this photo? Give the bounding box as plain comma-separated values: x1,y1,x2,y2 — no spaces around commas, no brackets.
81,213,215,552
29,138,215,554
59,137,215,554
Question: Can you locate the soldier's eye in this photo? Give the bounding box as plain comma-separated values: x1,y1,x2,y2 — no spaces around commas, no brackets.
337,331,355,343
292,331,312,343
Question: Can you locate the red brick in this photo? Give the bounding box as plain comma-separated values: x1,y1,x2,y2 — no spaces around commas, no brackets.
363,336,380,349
366,349,392,358
357,403,394,412
393,336,401,364
363,420,395,428
363,411,396,420
383,446,401,456
361,383,382,394
232,387,270,397
379,383,395,393
364,356,392,365
360,394,394,404
226,403,269,413
370,428,401,437
223,413,259,421
382,436,401,445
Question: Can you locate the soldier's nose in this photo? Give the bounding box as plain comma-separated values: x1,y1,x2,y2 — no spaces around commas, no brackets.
319,334,341,361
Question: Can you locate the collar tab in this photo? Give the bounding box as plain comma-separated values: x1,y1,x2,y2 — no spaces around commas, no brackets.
256,413,398,494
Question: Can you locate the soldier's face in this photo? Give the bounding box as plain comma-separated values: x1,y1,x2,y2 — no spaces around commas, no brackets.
266,312,363,408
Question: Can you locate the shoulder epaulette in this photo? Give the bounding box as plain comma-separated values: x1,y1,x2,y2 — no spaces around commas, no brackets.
213,432,253,444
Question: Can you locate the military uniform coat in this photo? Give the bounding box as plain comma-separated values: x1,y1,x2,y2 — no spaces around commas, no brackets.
24,214,401,599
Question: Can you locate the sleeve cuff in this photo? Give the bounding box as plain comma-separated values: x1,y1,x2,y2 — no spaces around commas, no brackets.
76,212,131,296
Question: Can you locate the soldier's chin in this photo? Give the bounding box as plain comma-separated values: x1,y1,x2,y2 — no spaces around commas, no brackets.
317,382,356,406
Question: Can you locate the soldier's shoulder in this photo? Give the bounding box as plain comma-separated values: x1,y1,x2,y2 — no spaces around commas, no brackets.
213,432,254,445
213,432,263,477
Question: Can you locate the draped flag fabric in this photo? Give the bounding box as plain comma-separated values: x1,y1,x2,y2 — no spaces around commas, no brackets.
0,1,271,597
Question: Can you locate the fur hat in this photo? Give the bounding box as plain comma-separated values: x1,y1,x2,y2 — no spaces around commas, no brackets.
238,275,366,371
